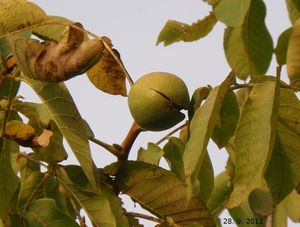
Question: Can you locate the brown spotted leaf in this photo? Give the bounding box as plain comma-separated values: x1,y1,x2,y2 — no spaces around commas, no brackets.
87,45,127,96
8,33,104,82
105,161,215,226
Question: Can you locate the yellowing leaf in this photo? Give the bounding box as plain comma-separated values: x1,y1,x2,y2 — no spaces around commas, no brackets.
87,47,127,96
0,0,47,36
286,0,300,25
228,78,279,208
8,33,104,82
4,120,36,147
137,142,164,165
157,13,217,46
287,20,300,87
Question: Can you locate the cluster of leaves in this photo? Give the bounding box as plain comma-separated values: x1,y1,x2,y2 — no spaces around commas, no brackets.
157,0,300,226
1,0,300,227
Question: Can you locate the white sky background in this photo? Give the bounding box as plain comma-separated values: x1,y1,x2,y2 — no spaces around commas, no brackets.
24,0,296,226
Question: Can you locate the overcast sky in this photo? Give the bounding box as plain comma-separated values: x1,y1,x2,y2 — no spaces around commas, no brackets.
26,1,295,226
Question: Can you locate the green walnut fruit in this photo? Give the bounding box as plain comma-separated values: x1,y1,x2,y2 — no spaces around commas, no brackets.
128,72,190,131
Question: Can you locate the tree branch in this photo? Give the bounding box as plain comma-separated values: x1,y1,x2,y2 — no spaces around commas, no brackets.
119,121,143,160
1,79,14,138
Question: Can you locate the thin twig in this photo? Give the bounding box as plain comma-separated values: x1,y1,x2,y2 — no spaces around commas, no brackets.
1,79,14,138
88,136,123,157
1,21,135,87
276,65,282,80
19,153,48,168
21,173,50,215
228,82,252,92
156,122,189,145
126,212,164,223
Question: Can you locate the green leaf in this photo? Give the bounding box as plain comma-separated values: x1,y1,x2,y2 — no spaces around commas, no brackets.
287,20,300,87
0,0,47,36
13,101,52,130
163,137,185,180
228,201,265,227
212,91,239,148
24,198,79,227
274,28,292,66
286,0,300,25
183,72,234,199
223,0,273,80
207,171,233,216
265,88,300,203
0,80,20,103
58,166,130,227
198,152,214,202
22,77,98,190
137,142,164,165
157,14,217,46
228,78,279,208
86,48,127,96
248,188,273,216
32,16,74,42
18,171,45,211
188,86,212,120
106,161,215,226
0,139,19,219
164,138,214,202
18,153,40,184
214,0,251,27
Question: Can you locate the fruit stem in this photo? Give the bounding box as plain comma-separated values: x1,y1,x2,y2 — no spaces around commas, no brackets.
119,121,143,160
88,137,123,157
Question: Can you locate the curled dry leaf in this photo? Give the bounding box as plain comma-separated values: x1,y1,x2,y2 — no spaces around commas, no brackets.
8,24,104,82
